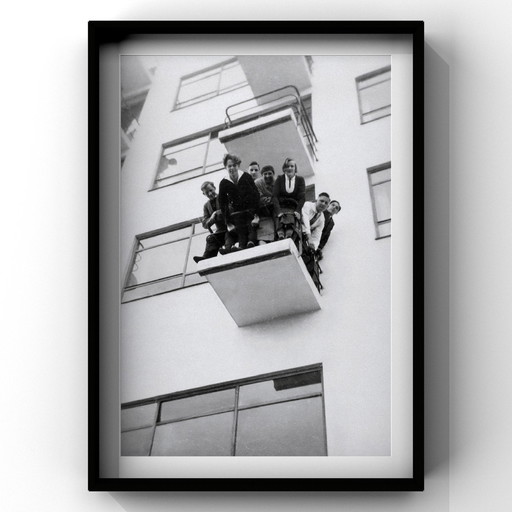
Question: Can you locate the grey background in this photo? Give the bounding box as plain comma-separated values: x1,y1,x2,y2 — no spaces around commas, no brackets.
2,1,510,511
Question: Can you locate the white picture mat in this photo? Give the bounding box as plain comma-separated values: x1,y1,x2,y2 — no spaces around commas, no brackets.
99,34,414,479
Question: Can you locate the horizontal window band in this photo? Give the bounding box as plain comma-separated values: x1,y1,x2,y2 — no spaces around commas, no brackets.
154,393,323,428
219,115,292,144
179,57,238,82
172,83,250,112
362,104,391,115
122,363,323,408
357,77,391,91
121,280,207,305
355,65,391,83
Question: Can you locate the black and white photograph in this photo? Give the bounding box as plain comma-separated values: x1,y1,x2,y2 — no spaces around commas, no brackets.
97,25,422,488
120,53,392,459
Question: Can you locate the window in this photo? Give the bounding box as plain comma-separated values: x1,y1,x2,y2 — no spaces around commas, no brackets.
367,162,391,239
154,131,225,188
356,65,391,124
122,221,209,302
174,58,249,110
121,365,327,456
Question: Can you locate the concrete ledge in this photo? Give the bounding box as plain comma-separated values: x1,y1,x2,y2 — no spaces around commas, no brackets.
197,239,321,327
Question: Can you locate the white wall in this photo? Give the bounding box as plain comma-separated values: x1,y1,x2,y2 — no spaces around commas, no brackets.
3,0,512,511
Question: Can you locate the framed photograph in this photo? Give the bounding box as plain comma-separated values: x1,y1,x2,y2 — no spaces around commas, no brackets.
89,20,424,491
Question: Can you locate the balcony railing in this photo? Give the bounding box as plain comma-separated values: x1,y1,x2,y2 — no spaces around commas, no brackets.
224,85,318,162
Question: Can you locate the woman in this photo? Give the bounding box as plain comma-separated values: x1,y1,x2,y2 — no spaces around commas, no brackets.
272,157,306,239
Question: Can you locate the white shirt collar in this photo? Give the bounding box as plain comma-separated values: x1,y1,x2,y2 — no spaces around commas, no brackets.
226,169,243,184
285,175,296,193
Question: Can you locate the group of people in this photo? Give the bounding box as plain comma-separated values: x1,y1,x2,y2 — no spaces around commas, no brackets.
192,154,341,267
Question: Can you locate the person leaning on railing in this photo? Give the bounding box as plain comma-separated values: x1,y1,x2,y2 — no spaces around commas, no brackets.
192,181,236,263
218,153,260,251
316,199,341,260
272,157,306,240
301,193,330,251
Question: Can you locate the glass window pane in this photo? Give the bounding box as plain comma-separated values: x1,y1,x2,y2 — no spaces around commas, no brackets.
123,275,184,302
193,222,208,235
373,181,391,222
156,166,207,187
152,412,234,456
160,389,235,422
205,137,226,166
377,221,391,238
162,135,210,156
370,167,391,184
359,80,391,115
121,427,153,456
157,143,207,180
362,106,391,123
132,238,189,285
235,397,326,456
182,67,221,86
121,403,157,431
139,227,191,249
219,63,247,91
359,69,390,88
238,370,322,408
186,232,210,271
178,74,219,104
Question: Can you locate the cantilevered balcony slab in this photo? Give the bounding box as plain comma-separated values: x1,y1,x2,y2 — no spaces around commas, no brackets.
197,239,321,327
238,56,312,98
218,109,315,177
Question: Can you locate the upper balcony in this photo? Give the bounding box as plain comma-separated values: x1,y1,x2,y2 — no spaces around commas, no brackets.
218,85,318,177
197,239,321,327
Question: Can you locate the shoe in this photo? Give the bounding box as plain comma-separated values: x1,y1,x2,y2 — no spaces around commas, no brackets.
219,247,229,255
193,256,205,263
247,241,255,248
278,233,285,240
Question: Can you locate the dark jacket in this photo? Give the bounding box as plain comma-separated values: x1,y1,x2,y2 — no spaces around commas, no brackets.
319,212,335,250
202,197,227,233
272,174,306,214
218,172,260,222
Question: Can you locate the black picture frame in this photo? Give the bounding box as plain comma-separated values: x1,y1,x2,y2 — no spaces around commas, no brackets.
89,20,424,492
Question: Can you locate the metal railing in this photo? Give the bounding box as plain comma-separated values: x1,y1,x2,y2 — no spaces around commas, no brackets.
224,85,318,161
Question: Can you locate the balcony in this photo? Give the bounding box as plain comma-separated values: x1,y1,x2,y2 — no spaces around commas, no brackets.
197,239,321,327
237,56,312,98
218,85,317,177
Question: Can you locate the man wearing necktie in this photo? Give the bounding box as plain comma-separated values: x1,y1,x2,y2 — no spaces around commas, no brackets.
301,193,331,251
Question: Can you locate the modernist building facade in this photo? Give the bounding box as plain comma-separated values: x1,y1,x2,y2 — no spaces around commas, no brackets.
119,54,391,459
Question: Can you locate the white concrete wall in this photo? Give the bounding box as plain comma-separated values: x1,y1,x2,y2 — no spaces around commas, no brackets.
120,56,391,456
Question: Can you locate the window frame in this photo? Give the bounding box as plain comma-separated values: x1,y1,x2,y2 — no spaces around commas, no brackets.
367,161,391,240
152,93,313,191
151,126,226,190
122,218,209,303
355,65,391,124
172,57,249,111
121,364,327,457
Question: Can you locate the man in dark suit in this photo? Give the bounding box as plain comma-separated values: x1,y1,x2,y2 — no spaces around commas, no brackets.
193,181,235,263
317,200,341,260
